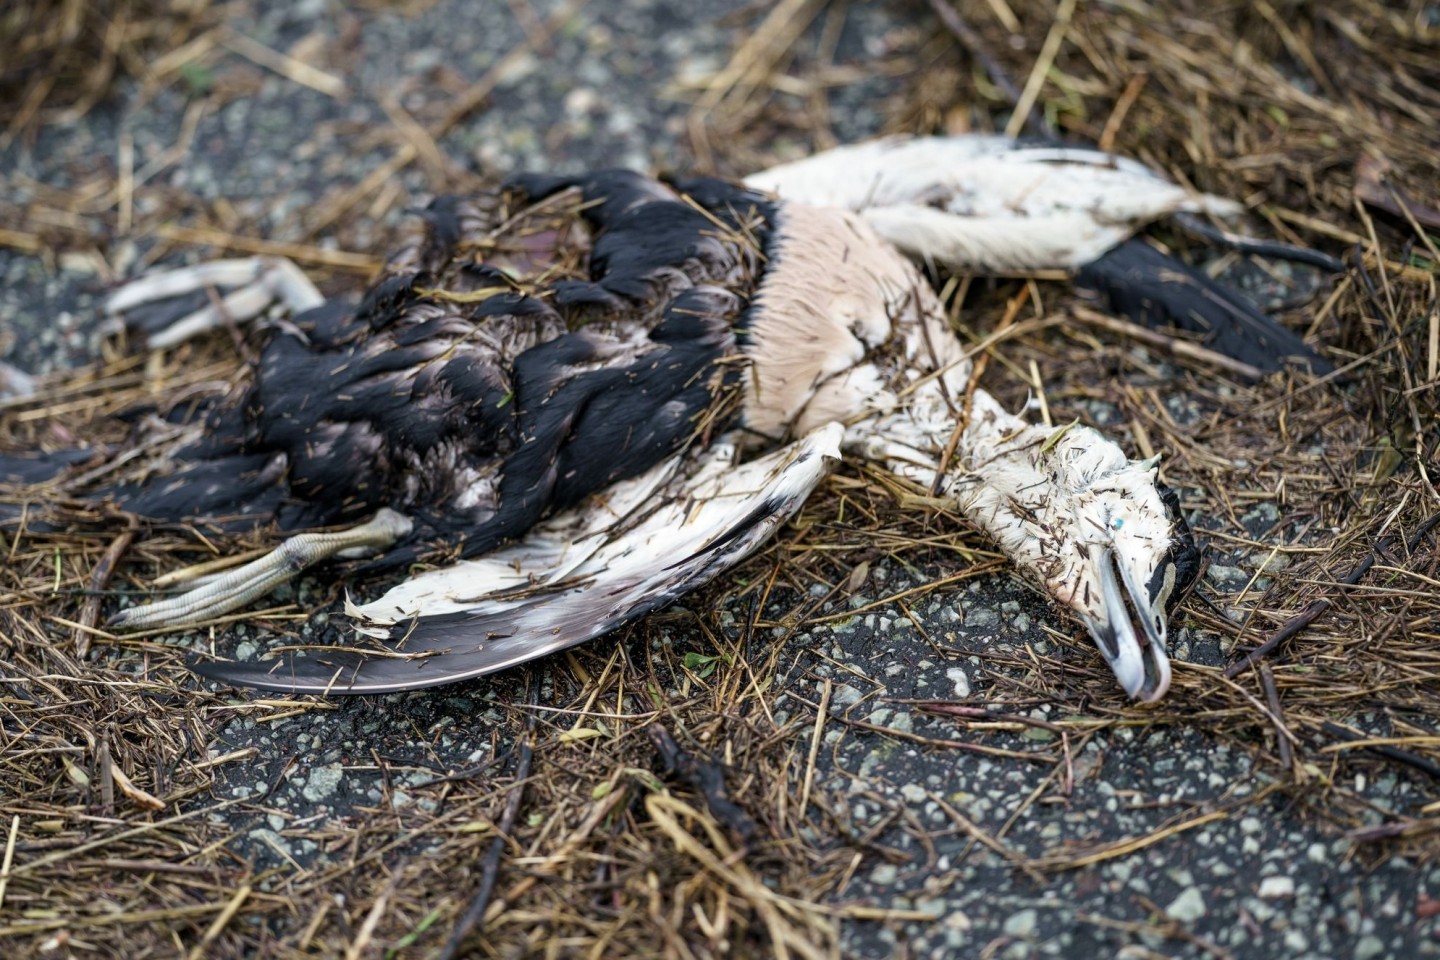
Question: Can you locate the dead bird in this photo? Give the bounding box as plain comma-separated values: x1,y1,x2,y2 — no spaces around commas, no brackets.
1,135,1338,697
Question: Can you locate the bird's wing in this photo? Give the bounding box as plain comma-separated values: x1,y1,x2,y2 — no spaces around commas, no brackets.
747,136,1330,374
190,423,842,694
743,135,1241,271
343,439,692,627
85,175,777,550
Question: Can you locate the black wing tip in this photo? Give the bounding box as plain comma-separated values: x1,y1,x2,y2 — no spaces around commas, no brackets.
1077,239,1334,376
190,656,340,695
188,628,509,696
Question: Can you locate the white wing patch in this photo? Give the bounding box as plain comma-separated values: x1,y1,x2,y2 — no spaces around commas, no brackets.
745,135,1242,271
352,423,842,630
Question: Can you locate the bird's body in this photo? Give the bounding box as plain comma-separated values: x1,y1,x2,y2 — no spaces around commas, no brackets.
1,135,1334,699
107,175,769,555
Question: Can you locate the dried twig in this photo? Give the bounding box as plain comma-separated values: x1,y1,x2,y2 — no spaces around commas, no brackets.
439,673,540,960
1225,513,1440,677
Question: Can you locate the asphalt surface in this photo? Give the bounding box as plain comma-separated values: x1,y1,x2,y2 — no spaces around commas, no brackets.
3,1,1436,957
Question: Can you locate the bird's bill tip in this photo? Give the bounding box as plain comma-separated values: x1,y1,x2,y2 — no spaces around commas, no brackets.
1083,615,1172,702
1081,547,1173,702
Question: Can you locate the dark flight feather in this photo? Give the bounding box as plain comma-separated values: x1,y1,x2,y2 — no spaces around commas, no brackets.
1075,239,1334,375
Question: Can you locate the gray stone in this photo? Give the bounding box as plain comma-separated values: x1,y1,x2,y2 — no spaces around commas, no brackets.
301,762,344,802
1258,876,1295,899
1165,887,1207,923
1002,908,1036,938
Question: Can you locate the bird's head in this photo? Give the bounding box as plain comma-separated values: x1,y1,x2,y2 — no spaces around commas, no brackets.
950,419,1197,702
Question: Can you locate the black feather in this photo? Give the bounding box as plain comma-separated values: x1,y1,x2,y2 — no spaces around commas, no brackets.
23,173,767,575
1075,239,1333,375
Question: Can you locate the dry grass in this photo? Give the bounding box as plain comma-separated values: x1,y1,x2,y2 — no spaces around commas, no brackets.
1,0,1439,956
0,1,218,149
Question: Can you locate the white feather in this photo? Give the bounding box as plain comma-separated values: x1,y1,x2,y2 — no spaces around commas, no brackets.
347,443,690,627
745,135,1243,271
350,423,844,631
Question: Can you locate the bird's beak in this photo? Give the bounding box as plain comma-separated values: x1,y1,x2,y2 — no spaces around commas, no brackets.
1079,545,1174,701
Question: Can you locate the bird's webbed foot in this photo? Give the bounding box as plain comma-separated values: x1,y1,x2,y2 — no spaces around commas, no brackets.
105,256,324,350
108,509,412,631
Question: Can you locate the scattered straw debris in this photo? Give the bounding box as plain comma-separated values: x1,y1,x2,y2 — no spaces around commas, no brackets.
0,1,217,149
1,0,1438,956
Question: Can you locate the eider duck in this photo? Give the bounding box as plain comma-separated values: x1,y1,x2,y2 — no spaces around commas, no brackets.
1,136,1334,699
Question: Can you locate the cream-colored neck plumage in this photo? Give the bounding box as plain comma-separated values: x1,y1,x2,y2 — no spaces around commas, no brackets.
741,203,970,444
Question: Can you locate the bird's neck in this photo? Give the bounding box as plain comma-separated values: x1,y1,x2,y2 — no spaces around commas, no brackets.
740,202,970,446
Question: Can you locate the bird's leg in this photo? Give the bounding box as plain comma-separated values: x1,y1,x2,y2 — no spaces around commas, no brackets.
108,509,413,631
3,257,323,401
106,256,324,349
849,387,1195,701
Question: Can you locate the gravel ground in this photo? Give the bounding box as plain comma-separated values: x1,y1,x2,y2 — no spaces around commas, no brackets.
3,1,1436,957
